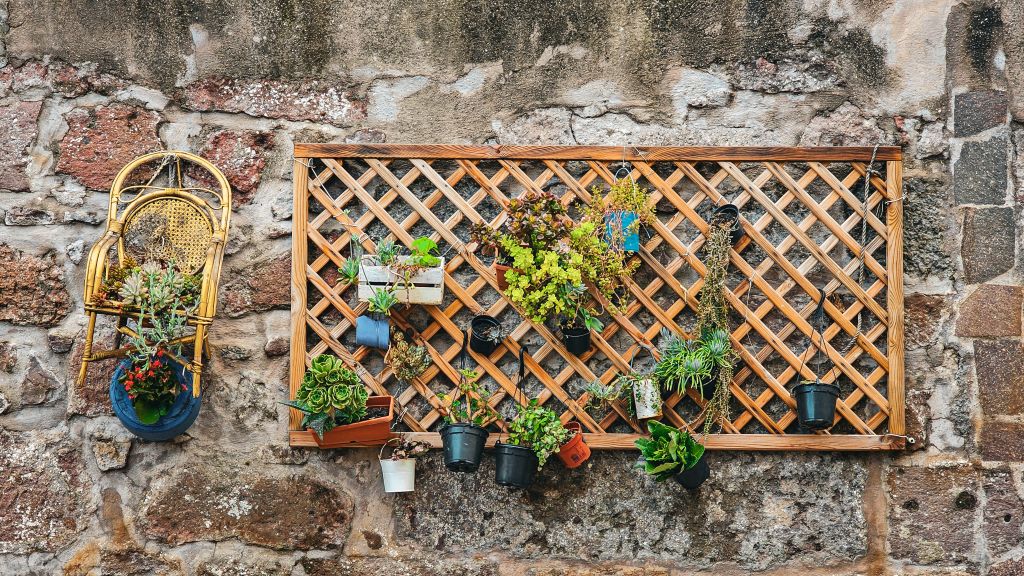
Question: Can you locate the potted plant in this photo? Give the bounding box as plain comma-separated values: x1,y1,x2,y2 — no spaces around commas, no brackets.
378,436,431,493
586,177,655,252
356,287,397,349
583,378,624,411
556,421,591,468
358,236,445,305
654,328,731,399
495,399,571,488
635,420,709,490
437,368,497,472
470,223,515,291
469,314,502,355
283,354,394,447
558,283,603,356
793,378,840,431
711,203,744,245
618,370,662,420
108,261,203,441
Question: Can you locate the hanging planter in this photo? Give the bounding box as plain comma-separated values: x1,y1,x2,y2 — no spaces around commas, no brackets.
311,395,395,448
560,322,591,356
110,356,201,442
632,375,662,419
440,423,490,472
494,442,539,488
379,437,430,493
591,175,654,253
358,237,445,305
470,314,502,355
793,379,840,431
355,313,390,349
636,420,709,490
711,203,744,245
556,421,591,468
605,210,640,252
674,451,710,489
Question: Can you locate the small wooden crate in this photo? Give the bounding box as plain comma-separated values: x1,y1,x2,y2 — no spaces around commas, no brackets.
357,255,445,305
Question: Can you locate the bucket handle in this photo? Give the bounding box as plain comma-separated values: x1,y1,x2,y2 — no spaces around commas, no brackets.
627,343,655,374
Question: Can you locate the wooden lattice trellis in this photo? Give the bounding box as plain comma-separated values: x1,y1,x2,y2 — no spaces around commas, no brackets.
289,145,905,451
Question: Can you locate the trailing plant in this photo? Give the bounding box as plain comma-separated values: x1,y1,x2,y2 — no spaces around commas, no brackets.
567,222,638,313
634,420,705,482
437,372,498,427
504,241,584,323
506,399,571,468
381,436,431,460
367,287,398,316
695,221,738,435
385,332,431,383
283,354,370,437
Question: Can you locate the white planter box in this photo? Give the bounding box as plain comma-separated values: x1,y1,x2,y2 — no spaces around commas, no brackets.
357,255,445,305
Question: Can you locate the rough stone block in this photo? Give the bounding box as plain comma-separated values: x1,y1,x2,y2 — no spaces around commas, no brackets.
976,339,1024,417
67,329,117,417
220,253,291,318
0,244,72,327
56,103,161,190
888,464,980,565
983,467,1024,557
981,420,1024,462
4,206,55,225
141,464,353,550
961,207,1015,284
195,129,274,206
184,77,365,126
906,293,949,348
0,100,42,191
954,135,1008,205
956,284,1022,337
954,90,1008,137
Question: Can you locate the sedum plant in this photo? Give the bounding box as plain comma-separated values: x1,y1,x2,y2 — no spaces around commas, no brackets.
584,177,656,235
284,354,370,438
385,332,431,383
506,399,571,469
635,420,705,482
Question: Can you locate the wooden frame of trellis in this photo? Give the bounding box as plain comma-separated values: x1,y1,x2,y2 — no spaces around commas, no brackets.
288,144,906,451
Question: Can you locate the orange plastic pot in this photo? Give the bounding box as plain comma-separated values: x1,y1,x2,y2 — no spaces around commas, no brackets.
311,396,394,448
557,422,591,468
494,263,512,291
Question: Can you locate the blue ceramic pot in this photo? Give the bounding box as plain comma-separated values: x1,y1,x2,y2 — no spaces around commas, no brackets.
355,314,390,349
110,357,201,441
605,210,640,252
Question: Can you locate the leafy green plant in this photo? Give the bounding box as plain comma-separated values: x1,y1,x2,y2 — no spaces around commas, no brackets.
504,241,584,323
389,236,442,297
367,288,398,315
567,222,638,314
385,332,431,383
634,420,705,482
374,239,400,266
506,399,571,468
283,354,370,437
437,371,497,427
338,258,361,285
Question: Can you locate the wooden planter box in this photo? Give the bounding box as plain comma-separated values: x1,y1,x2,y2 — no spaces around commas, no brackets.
311,395,394,448
357,255,445,305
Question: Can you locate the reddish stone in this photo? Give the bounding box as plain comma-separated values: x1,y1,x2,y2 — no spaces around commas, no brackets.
984,467,1024,556
56,103,161,190
220,253,291,318
0,100,43,191
905,293,948,347
976,339,1024,417
20,356,60,405
48,61,125,98
887,464,980,564
956,284,1023,337
0,244,72,327
183,77,366,126
0,428,90,554
992,558,1024,576
0,341,15,373
196,129,274,205
141,465,353,550
264,336,289,357
64,545,182,576
981,421,1024,461
67,328,117,417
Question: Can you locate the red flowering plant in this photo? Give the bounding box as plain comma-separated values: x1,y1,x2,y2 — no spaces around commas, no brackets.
117,260,198,424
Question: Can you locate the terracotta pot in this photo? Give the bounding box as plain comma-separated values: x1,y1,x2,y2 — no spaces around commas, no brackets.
557,422,591,469
494,262,512,291
311,396,394,448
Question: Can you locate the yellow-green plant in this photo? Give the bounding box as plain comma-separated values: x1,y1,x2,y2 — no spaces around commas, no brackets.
282,354,369,437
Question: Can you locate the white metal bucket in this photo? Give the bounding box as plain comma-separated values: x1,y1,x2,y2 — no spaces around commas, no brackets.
380,458,416,493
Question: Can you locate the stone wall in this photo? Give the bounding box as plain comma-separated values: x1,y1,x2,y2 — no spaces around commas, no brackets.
0,0,1021,574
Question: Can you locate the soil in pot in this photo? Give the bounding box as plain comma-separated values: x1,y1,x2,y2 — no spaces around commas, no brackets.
470,315,502,355
561,324,591,356
674,452,710,490
494,443,539,488
793,381,840,431
440,423,490,472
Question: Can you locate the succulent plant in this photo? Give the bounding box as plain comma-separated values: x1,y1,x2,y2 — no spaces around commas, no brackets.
282,353,371,438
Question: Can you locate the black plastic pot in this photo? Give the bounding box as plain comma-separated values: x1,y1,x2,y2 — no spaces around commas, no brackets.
470,315,501,355
695,366,720,399
793,381,840,431
494,443,539,488
440,423,490,472
561,324,591,356
711,203,744,245
674,452,710,490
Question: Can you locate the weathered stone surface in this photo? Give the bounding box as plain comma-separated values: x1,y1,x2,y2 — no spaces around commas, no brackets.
264,336,289,357
47,328,76,354
219,344,254,361
196,129,274,205
19,356,60,405
904,177,955,280
956,284,1022,337
64,545,182,576
196,557,291,576
184,77,365,125
67,329,117,416
220,253,290,317
0,428,90,554
0,341,16,373
0,244,72,326
56,103,161,190
398,452,866,570
961,207,1015,284
4,205,55,225
0,100,42,191
953,135,1008,205
976,339,1024,417
991,557,1024,576
983,467,1024,557
302,556,500,576
142,465,353,550
888,464,980,565
799,102,886,147
981,421,1024,461
90,429,132,472
667,67,731,110
906,293,948,348
954,90,1008,137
